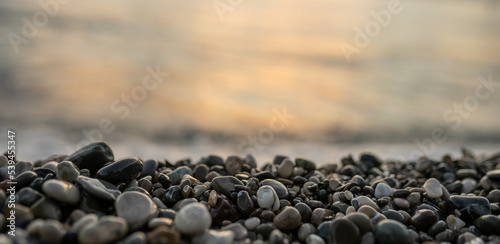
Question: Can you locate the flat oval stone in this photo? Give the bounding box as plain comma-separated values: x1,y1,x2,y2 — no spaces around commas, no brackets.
96,157,143,183
42,180,80,204
261,179,289,199
374,183,393,199
257,185,280,211
374,220,413,244
273,207,301,231
14,171,37,189
423,178,443,198
116,191,158,230
486,169,500,181
211,176,244,197
78,216,128,244
447,195,491,223
328,218,360,244
167,166,193,185
64,142,114,174
351,196,380,211
175,202,212,236
76,176,120,201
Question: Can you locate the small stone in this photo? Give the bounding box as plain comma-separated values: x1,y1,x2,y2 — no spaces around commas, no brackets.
172,198,198,211
116,191,158,230
423,178,443,198
96,157,143,183
163,186,182,205
277,158,294,178
16,187,43,207
306,234,326,244
225,156,244,175
193,185,207,198
148,218,173,229
42,180,80,204
428,220,447,237
166,166,193,185
393,198,410,209
211,176,244,197
374,183,393,199
175,202,211,236
486,169,500,181
461,178,477,194
209,190,218,207
448,195,491,223
222,223,247,240
298,223,317,241
71,214,98,232
15,161,34,177
140,159,158,178
374,220,413,244
41,162,58,172
351,196,380,211
273,207,301,230
147,226,180,244
78,216,128,244
446,214,466,230
236,190,254,214
410,209,437,230
328,218,360,244
257,185,280,211
261,179,289,199
382,210,404,223
56,161,80,183
406,192,421,207
296,202,313,223
193,164,209,182
295,157,316,171
76,176,120,201
435,229,455,242
40,220,65,244
473,214,500,235
123,231,147,244
64,142,114,174
14,171,37,188
31,197,62,220
244,217,260,230
192,230,234,244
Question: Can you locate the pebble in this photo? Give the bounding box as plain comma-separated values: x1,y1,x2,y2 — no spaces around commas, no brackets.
295,157,316,171
175,202,211,236
31,197,62,220
446,214,466,230
328,218,360,244
273,206,301,230
461,178,477,194
42,180,80,204
374,182,393,199
473,214,500,235
78,216,128,244
261,179,289,199
298,223,317,241
393,198,410,209
221,223,247,240
423,178,443,198
257,185,280,211
56,161,80,183
345,213,373,234
192,230,234,244
76,176,120,201
486,169,500,180
277,158,294,178
244,217,260,230
374,220,413,244
351,196,380,211
123,231,147,244
225,156,244,175
236,190,254,213
448,195,491,222
410,209,437,230
71,214,98,232
96,157,143,183
306,234,326,244
40,220,65,244
64,142,114,174
116,192,158,230
166,166,193,185
211,176,244,197
140,159,158,178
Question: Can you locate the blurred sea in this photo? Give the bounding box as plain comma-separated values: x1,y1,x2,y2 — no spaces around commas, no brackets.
0,0,499,164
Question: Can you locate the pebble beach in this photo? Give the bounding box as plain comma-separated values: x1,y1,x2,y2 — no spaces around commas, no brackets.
2,142,500,244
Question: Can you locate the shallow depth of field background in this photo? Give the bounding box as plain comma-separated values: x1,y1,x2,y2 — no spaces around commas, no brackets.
0,0,499,164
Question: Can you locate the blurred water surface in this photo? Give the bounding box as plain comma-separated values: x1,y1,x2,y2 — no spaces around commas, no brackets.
0,0,499,163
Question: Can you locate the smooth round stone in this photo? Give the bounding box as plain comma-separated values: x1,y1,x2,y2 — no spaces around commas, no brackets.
382,210,404,223
393,198,410,209
410,209,437,230
456,169,478,180
428,220,447,237
116,192,157,230
56,161,80,183
146,225,180,244
0,155,7,167
14,171,37,188
486,169,500,181
164,186,182,205
41,162,58,172
78,216,128,244
71,214,98,232
209,190,218,207
148,218,173,229
26,219,44,236
277,159,294,178
172,198,198,211
221,223,247,240
448,196,491,223
192,230,234,244
139,159,158,178
12,205,34,227
295,157,316,171
351,196,380,211
31,197,61,220
298,223,317,241
236,190,254,214
487,189,500,203
42,180,80,204
257,185,280,211
374,220,413,244
225,156,244,175
461,178,477,194
374,183,393,199
166,166,193,185
64,142,114,174
193,185,207,198
423,178,443,198
211,176,244,197
244,217,260,230
273,207,301,231
193,164,209,182
473,215,500,235
76,176,121,201
328,218,360,244
261,179,289,199
15,161,34,177
96,157,143,183
436,229,455,242
407,192,421,207
312,208,332,226
175,203,211,236
123,231,147,244
306,234,326,244
40,220,65,244
446,214,466,229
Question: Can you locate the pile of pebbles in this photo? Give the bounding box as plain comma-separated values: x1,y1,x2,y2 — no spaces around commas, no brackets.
1,142,500,244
